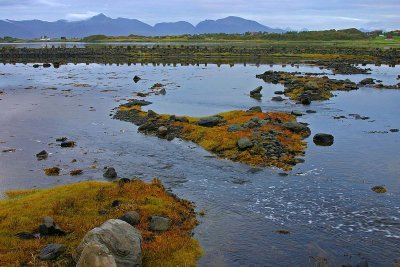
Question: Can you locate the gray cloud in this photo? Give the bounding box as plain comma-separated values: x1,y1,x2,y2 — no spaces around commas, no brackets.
0,0,398,30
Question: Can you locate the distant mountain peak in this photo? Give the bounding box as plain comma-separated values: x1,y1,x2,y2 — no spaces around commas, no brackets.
0,15,285,38
89,13,109,21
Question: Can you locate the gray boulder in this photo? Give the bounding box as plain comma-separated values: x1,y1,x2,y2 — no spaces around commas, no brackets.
313,133,334,146
150,216,171,232
237,138,254,150
39,243,65,260
76,241,117,267
76,219,142,267
197,117,221,127
119,211,140,226
282,122,311,138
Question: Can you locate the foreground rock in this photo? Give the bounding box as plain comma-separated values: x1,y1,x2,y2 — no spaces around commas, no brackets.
313,133,334,146
76,219,142,267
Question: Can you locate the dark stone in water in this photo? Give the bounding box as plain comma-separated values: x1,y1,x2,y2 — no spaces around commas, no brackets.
272,96,284,102
103,167,117,179
306,110,317,114
36,150,48,160
60,141,75,148
300,97,311,105
133,75,141,83
313,133,334,146
371,186,387,193
43,63,51,68
390,128,399,133
56,137,68,142
250,86,263,95
278,172,289,177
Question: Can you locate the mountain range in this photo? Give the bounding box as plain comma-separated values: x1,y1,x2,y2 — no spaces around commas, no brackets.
0,14,285,39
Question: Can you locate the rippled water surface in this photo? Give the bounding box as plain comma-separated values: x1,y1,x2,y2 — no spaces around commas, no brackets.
0,63,399,266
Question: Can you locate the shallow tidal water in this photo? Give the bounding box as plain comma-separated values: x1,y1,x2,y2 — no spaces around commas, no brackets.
0,63,399,266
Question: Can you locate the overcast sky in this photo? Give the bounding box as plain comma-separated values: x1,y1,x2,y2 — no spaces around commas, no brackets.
0,0,399,30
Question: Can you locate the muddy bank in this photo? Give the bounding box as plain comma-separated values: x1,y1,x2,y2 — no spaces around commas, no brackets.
114,101,310,171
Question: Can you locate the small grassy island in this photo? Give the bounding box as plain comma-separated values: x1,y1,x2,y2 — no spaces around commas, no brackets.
0,180,202,266
115,101,311,171
256,70,359,101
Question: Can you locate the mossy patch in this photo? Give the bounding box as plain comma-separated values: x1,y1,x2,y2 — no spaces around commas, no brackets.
0,180,202,266
114,105,308,170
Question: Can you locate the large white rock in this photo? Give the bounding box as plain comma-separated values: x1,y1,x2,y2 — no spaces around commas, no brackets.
76,219,142,267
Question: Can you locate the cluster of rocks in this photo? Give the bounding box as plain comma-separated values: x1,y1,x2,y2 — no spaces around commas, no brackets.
114,100,185,141
228,115,311,165
315,62,371,74
256,70,358,102
358,77,400,89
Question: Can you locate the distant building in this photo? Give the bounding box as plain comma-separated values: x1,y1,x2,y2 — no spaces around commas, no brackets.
60,37,67,40
40,35,51,41
386,35,393,40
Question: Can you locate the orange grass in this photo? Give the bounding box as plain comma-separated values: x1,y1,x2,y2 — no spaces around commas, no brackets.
0,180,202,266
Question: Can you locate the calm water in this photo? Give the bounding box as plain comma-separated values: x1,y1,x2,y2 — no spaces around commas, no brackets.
0,63,399,266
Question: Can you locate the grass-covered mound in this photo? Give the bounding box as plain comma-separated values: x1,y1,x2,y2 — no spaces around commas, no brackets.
115,104,309,170
0,180,202,266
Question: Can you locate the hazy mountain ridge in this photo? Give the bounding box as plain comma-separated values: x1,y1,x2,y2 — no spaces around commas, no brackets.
0,14,285,38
